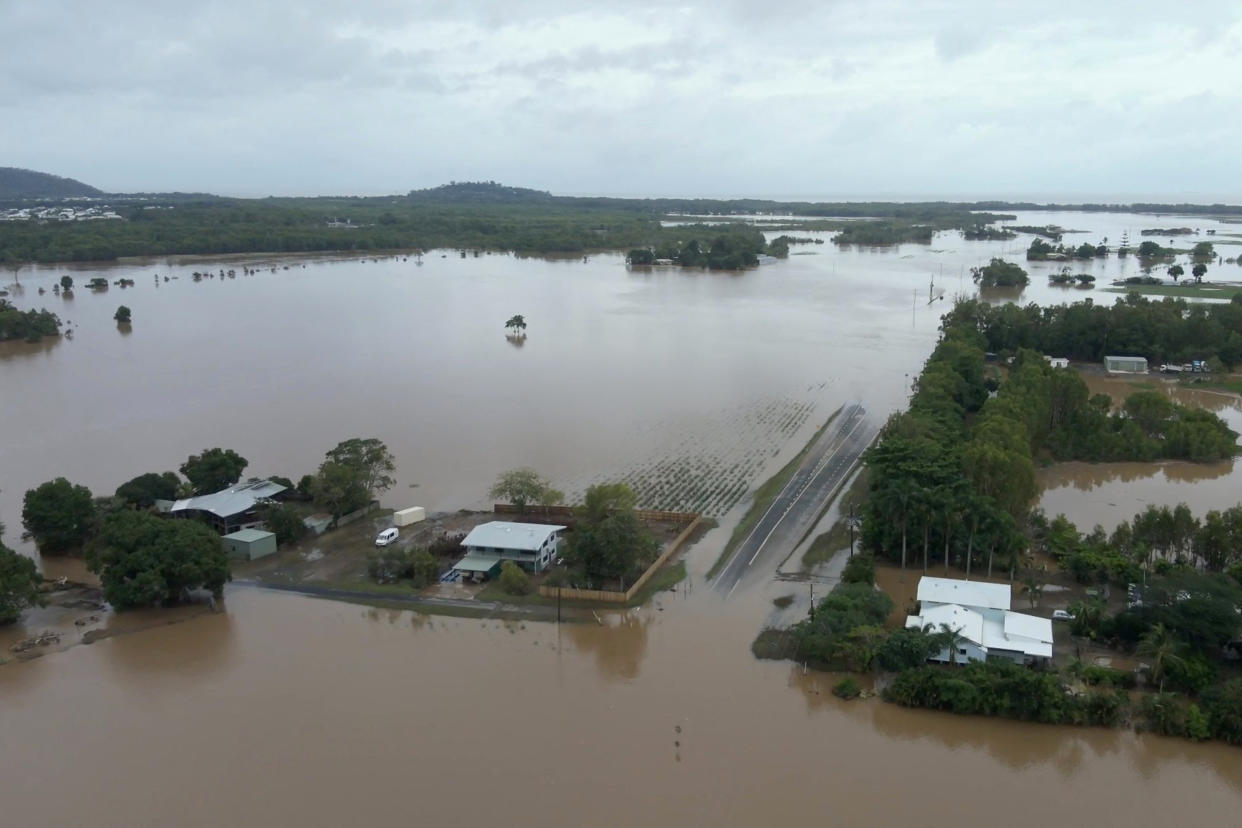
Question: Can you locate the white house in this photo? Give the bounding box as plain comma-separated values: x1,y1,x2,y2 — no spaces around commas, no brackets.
1044,356,1069,369
452,521,566,580
905,576,1053,665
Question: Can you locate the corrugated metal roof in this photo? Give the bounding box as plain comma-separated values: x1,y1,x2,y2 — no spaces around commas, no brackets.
461,521,565,552
453,553,502,572
907,603,984,643
169,479,287,519
1003,611,1054,644
223,528,275,542
917,576,1011,611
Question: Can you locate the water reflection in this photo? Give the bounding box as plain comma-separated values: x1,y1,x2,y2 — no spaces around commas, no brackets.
566,610,651,681
0,337,61,361
100,607,234,679
505,332,527,348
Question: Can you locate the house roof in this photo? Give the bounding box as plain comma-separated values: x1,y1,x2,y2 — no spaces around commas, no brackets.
453,553,503,573
906,604,1053,659
916,576,1011,612
907,603,983,643
223,528,275,543
169,479,287,519
462,521,565,552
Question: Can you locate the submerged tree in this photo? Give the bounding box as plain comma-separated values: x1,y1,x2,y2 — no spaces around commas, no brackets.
21,477,95,554
0,523,43,624
113,305,131,324
87,510,230,608
505,314,527,334
489,467,559,513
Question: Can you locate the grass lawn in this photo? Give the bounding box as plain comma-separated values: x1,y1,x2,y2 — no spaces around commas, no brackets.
707,406,843,579
1183,378,1242,396
1103,283,1242,300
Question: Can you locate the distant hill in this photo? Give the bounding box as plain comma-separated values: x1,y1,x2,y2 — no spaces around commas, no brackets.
406,181,555,205
0,167,102,199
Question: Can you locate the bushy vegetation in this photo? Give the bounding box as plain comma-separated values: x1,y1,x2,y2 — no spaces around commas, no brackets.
966,293,1242,368
788,581,894,669
488,468,562,514
832,677,862,699
87,510,230,608
832,222,934,245
1026,239,1108,261
180,448,249,495
497,560,533,596
366,546,440,587
563,483,658,586
885,661,1129,727
972,258,1029,287
256,503,308,546
114,471,181,509
862,300,1237,581
21,477,96,554
0,298,60,342
0,522,43,624
0,184,1018,264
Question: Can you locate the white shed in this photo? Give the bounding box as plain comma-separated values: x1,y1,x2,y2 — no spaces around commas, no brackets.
393,507,426,527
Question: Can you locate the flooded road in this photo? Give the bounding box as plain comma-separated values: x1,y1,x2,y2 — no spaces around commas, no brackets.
5,211,1242,825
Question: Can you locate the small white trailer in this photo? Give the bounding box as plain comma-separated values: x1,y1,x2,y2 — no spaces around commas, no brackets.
393,506,426,527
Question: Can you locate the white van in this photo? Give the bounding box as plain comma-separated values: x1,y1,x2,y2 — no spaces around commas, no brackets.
374,527,399,547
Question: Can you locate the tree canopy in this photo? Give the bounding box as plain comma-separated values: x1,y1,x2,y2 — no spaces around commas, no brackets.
179,448,249,495
22,477,95,554
114,471,181,509
87,510,230,608
488,467,561,513
0,523,43,624
566,483,657,584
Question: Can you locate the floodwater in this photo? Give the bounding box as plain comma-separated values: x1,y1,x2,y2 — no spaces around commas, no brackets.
5,212,1242,826
1037,375,1242,531
5,580,1242,827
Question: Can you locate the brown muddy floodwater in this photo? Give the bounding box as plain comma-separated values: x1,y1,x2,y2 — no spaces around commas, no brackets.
5,213,1242,826
4,579,1242,827
1038,375,1242,531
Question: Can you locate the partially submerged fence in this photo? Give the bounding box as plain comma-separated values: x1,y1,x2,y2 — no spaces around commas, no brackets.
526,511,703,604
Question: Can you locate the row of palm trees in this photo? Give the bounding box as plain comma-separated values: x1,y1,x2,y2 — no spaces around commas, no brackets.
872,478,1026,581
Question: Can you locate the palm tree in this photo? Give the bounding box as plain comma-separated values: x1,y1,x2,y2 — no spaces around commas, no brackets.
892,480,919,581
1137,623,1185,693
935,622,968,666
1020,571,1045,608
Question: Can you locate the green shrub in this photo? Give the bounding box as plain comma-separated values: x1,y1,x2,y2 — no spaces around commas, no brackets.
1186,704,1211,741
497,561,532,596
1202,679,1242,744
841,552,876,585
1140,693,1187,738
408,549,440,588
1082,665,1137,689
367,548,411,584
832,677,861,700
875,627,940,671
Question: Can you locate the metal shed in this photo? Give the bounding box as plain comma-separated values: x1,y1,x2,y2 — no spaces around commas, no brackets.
222,528,278,560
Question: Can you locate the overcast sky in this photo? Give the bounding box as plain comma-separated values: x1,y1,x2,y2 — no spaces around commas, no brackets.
3,0,1240,200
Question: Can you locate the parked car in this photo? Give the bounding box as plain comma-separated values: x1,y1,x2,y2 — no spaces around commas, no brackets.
375,527,399,547
1052,609,1075,622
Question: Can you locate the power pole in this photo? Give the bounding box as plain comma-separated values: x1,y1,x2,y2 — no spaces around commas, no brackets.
848,501,857,559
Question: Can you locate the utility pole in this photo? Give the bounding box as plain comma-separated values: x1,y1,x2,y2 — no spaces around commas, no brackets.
557,583,562,624
809,580,815,621
848,501,857,559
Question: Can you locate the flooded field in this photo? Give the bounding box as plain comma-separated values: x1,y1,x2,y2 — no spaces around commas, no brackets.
5,211,1242,825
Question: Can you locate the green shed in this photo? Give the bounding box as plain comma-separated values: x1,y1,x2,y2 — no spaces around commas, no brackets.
222,528,278,560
